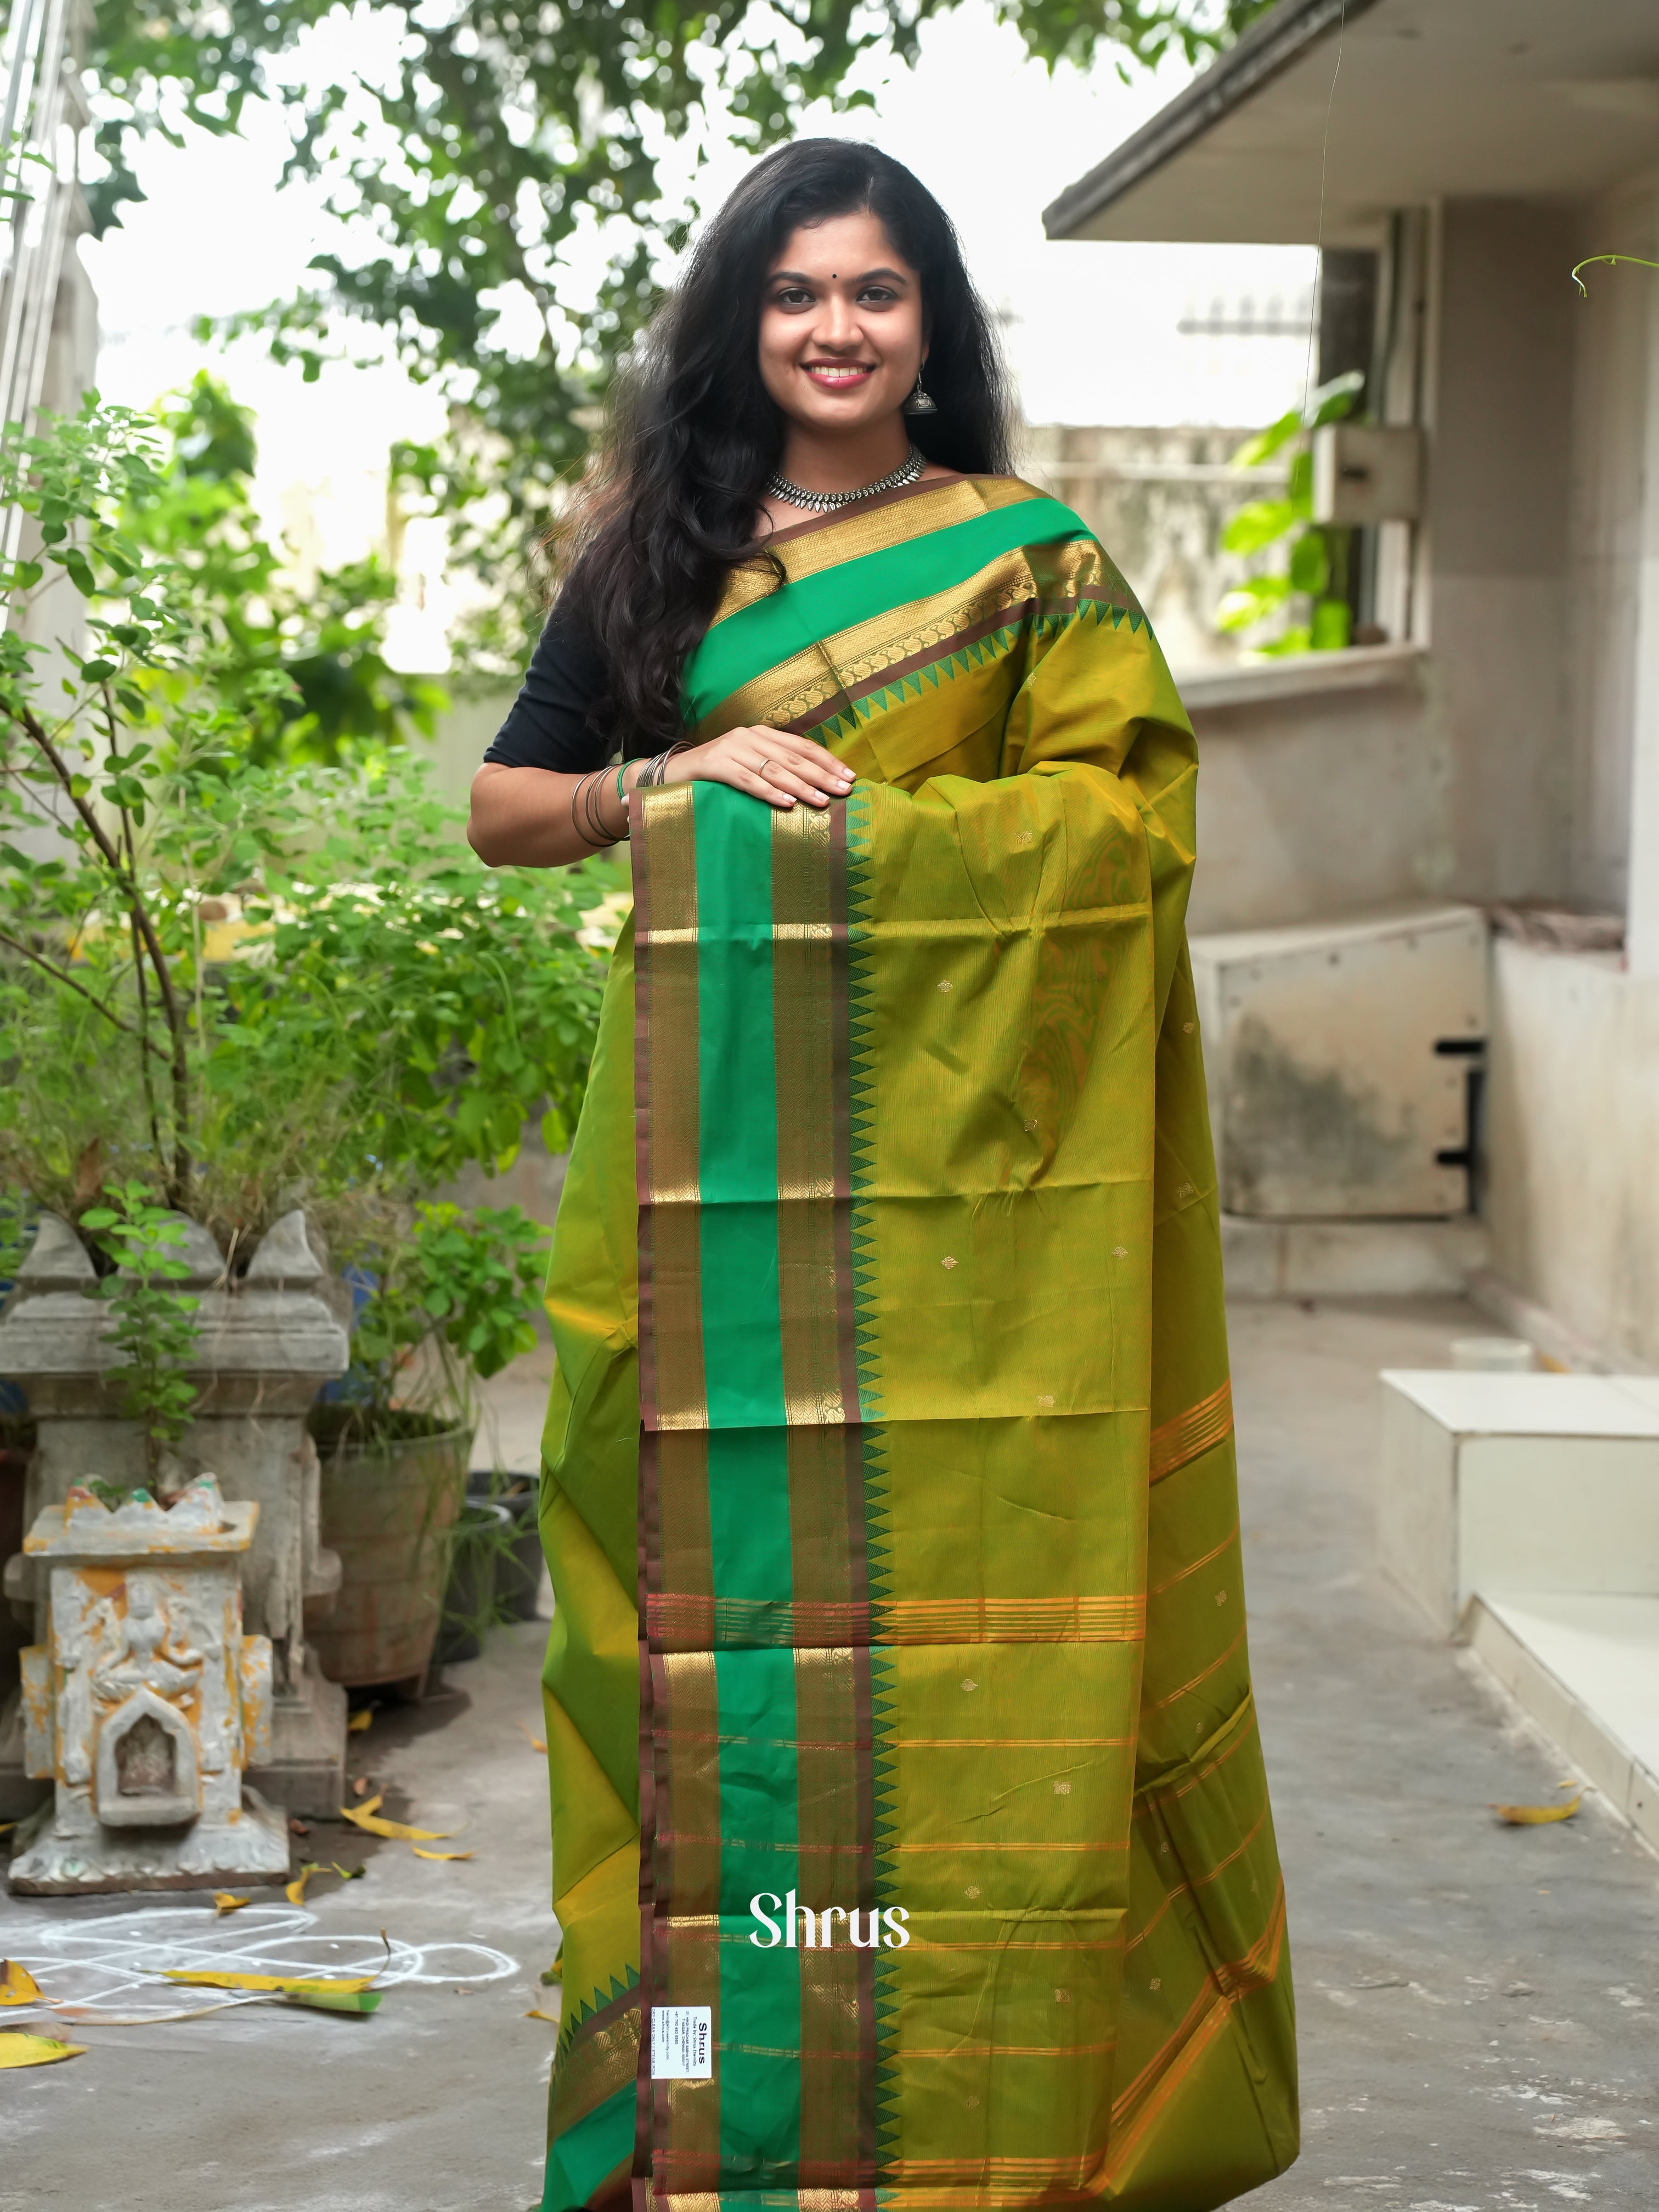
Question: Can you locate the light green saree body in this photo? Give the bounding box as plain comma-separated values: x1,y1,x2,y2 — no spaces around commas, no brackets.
538,476,1297,2212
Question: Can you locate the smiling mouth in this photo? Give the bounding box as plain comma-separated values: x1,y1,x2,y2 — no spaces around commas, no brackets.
802,362,875,387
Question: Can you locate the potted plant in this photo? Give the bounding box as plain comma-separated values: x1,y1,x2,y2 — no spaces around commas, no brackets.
308,1199,548,1690
1213,370,1367,656
0,398,604,1790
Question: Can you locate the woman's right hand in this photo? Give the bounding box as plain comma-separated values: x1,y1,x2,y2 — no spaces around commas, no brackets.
663,726,854,810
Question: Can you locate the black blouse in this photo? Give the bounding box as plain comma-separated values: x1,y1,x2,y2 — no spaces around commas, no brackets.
482,601,608,774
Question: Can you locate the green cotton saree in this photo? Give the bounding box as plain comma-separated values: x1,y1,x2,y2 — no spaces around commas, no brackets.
537,475,1298,2212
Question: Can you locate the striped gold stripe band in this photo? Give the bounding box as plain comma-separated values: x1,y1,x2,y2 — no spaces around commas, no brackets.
1148,1378,1233,1483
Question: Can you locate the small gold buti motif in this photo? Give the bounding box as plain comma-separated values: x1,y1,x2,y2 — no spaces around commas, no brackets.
937,979,953,992
1112,1246,1128,1259
1037,1393,1054,1408
941,1255,958,1270
961,1678,977,1692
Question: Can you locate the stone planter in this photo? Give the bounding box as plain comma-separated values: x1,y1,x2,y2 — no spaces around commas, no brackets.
0,1210,351,1818
0,1429,30,1707
308,1413,469,1691
8,1475,289,1895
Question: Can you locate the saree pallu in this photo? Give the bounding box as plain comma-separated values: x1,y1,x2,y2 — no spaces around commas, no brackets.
538,476,1298,2212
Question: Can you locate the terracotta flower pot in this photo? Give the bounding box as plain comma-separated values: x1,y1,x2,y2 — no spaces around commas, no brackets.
308,1410,470,1691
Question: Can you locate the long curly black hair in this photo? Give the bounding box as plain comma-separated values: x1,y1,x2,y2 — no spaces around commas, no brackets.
556,138,1015,754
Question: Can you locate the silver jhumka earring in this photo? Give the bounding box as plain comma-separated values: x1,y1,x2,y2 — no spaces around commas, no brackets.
902,371,937,416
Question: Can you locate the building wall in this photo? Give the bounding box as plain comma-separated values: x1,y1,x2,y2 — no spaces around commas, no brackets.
1562,174,1658,915
1421,199,1578,906
1472,177,1659,1364
1184,200,1590,940
1486,938,1659,1368
1187,672,1446,935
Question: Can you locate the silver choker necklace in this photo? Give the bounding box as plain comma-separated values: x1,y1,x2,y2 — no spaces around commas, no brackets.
765,445,925,513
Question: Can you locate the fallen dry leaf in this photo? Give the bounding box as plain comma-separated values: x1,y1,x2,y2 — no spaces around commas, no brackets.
1494,1793,1582,1826
164,1968,376,1995
351,1776,371,1796
517,1720,547,1753
289,1818,311,1837
410,1846,473,1861
0,2029,84,2068
285,1857,362,1903
524,2007,560,2023
338,1795,451,1843
160,1968,382,2018
1,1960,43,2007
286,1863,322,1905
347,1708,375,1734
213,1893,249,1917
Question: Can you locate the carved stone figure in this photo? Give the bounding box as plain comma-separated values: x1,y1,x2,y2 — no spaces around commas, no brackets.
7,1475,289,1893
0,1208,349,1818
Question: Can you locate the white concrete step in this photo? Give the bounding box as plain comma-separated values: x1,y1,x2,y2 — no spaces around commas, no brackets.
1378,1369,1659,1631
1466,1591,1659,1855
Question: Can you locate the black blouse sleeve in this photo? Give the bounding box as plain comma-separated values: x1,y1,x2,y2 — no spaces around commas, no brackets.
482,601,608,773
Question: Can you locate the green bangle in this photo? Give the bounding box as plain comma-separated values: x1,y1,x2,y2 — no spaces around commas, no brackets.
615,762,629,805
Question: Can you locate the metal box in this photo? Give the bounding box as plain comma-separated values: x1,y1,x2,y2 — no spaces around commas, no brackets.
1312,421,1424,525
1191,903,1487,1219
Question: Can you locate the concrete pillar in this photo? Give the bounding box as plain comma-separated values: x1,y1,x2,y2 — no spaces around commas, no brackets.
1625,189,1659,975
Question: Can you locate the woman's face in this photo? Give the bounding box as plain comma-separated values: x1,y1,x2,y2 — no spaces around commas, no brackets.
758,210,925,439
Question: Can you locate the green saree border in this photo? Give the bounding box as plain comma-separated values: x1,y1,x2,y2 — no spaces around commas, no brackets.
682,493,1087,724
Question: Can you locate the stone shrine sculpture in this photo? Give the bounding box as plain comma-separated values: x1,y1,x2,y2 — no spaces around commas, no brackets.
0,1207,350,1818
7,1475,290,1893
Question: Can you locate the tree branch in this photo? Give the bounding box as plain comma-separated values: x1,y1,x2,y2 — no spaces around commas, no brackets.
8,692,195,1202
0,925,167,1057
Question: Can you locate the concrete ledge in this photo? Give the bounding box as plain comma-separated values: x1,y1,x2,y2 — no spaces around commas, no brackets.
1378,1370,1659,1632
1179,641,1425,712
1466,1592,1659,1857
1222,1214,1487,1300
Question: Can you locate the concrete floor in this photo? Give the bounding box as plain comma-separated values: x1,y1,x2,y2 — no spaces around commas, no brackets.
3,1299,1656,2209
1237,1299,1659,2212
1,1626,560,2212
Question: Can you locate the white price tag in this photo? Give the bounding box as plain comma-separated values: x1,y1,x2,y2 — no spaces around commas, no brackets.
651,2004,713,2079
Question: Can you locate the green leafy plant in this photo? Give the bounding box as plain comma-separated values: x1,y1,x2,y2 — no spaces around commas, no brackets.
77,1182,204,1480
1214,370,1364,657
0,400,604,1454
347,1200,547,1431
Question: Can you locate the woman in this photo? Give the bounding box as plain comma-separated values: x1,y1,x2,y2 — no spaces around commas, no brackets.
471,139,1297,2212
